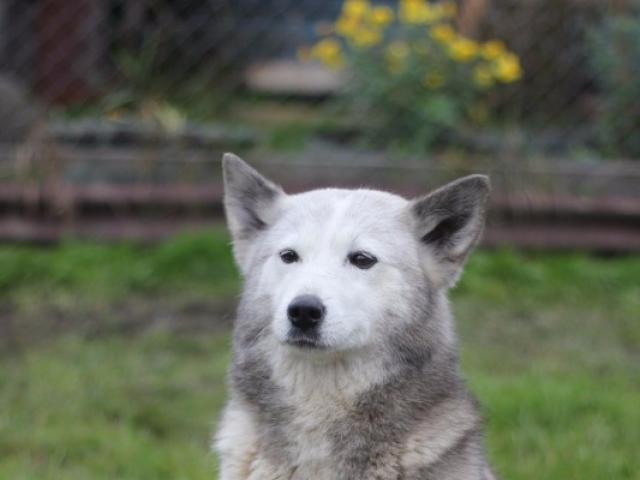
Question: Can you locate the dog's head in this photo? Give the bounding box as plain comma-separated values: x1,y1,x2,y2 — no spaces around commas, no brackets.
223,154,489,354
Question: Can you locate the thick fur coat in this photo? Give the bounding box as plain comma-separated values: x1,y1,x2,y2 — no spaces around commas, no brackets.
214,154,496,480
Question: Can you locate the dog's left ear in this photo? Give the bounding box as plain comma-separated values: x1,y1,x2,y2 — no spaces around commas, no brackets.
409,175,490,288
222,153,285,272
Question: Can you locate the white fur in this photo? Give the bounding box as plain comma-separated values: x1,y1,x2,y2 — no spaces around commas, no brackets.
216,157,491,479
215,401,260,479
215,345,388,480
249,188,426,353
269,334,388,477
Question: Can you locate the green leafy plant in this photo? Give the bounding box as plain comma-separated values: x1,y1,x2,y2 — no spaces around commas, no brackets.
589,8,640,158
302,0,522,152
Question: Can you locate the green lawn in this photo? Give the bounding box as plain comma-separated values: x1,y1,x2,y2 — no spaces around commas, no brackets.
1,230,639,479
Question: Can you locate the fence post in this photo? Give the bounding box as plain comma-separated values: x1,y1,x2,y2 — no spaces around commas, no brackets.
458,0,490,38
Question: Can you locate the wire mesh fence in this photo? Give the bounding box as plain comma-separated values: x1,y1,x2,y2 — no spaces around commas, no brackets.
0,0,639,247
0,0,638,152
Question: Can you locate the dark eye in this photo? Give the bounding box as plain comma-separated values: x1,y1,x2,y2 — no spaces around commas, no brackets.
279,249,299,264
348,251,377,270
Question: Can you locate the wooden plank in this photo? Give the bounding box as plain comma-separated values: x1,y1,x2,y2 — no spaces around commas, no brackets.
484,224,640,252
0,157,638,250
458,0,490,38
1,215,638,252
245,60,344,95
1,182,638,217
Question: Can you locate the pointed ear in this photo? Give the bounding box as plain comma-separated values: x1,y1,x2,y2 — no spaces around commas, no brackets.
409,175,490,288
222,153,285,271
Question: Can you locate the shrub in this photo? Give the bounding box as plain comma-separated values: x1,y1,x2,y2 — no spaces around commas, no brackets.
303,0,522,152
589,8,640,158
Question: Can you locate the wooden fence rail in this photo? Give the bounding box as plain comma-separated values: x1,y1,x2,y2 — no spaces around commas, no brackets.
1,181,638,251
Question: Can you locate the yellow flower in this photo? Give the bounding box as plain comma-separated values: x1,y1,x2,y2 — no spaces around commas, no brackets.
431,24,456,43
336,16,360,38
343,0,370,19
351,27,382,47
448,37,478,62
310,38,345,69
473,65,494,88
336,0,370,39
370,5,394,26
399,0,441,24
493,53,522,83
423,71,445,89
481,40,506,60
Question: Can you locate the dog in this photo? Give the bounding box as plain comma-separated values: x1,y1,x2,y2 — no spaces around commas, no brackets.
214,153,496,480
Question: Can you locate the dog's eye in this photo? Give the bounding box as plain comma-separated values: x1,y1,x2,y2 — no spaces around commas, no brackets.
279,249,299,264
348,251,377,270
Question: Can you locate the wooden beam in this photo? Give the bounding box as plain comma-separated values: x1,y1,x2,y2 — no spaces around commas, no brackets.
457,0,490,39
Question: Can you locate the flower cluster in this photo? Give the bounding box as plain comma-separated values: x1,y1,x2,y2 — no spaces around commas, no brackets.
302,0,524,151
306,0,522,86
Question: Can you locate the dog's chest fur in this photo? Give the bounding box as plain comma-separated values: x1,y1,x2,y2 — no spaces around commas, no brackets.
269,350,388,478
285,392,342,479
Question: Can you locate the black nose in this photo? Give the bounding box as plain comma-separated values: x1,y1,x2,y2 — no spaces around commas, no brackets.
287,295,325,332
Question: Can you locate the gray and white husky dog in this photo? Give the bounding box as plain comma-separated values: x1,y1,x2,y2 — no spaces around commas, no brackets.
214,153,496,480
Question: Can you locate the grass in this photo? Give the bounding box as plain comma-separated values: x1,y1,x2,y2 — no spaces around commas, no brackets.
0,229,239,307
0,334,228,479
1,231,639,479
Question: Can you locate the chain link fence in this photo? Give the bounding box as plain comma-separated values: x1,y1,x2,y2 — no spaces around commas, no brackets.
0,0,639,247
0,0,637,151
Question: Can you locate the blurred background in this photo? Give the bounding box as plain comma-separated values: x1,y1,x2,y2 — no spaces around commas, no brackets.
0,0,639,478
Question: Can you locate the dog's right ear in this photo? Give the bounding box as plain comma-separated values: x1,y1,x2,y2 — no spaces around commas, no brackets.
409,174,490,289
222,153,285,271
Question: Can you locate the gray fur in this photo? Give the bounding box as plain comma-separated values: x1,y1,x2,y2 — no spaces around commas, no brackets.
411,174,490,288
222,153,285,271
215,155,497,480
